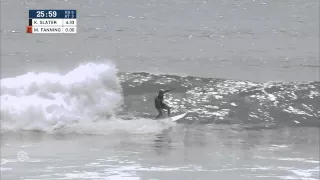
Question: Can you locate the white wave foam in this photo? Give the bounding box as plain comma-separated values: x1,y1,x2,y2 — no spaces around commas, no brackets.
52,117,175,135
1,62,123,132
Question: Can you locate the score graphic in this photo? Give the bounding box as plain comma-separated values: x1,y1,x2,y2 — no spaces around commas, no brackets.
26,10,77,34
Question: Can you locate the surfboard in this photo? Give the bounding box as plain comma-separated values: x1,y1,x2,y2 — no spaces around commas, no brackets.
52,121,74,131
170,112,188,122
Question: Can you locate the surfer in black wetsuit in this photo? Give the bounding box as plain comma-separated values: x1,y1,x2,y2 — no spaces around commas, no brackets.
154,89,173,119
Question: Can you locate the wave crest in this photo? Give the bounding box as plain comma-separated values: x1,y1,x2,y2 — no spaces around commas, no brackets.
1,62,123,132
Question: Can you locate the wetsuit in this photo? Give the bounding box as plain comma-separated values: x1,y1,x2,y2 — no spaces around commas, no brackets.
154,89,171,119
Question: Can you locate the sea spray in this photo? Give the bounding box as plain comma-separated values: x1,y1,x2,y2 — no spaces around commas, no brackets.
1,62,123,132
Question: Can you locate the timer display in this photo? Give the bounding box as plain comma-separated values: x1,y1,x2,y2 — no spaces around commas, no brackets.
29,10,77,19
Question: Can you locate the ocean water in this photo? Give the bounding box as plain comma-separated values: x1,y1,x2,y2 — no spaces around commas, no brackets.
1,0,319,180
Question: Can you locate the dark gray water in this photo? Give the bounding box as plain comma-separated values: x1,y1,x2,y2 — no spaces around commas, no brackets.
1,0,319,81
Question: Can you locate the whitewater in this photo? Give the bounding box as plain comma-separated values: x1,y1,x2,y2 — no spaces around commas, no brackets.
2,62,318,135
1,62,179,135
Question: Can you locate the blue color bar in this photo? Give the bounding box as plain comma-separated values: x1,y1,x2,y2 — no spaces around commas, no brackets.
29,10,77,19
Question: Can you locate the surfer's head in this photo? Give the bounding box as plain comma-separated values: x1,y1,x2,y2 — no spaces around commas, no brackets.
158,89,165,95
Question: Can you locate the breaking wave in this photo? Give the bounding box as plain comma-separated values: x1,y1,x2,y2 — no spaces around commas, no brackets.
1,62,123,132
1,62,319,134
120,72,320,128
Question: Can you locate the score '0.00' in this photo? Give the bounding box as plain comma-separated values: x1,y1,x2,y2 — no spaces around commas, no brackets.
63,27,76,33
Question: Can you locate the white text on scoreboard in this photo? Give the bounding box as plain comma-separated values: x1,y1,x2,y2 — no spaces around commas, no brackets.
27,10,77,34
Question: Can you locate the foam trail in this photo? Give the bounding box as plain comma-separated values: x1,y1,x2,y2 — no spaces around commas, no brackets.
52,116,176,135
1,62,123,132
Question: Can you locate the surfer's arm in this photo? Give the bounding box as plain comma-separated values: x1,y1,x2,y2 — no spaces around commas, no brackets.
164,88,175,93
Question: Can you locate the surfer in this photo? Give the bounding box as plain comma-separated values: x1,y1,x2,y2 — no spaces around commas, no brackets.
154,89,174,119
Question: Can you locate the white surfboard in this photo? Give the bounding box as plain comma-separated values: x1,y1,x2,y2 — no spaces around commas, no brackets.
170,112,188,122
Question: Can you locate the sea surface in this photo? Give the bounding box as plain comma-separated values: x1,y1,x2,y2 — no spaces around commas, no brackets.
1,0,319,180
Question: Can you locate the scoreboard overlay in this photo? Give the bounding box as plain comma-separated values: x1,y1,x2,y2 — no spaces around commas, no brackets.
26,10,77,34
